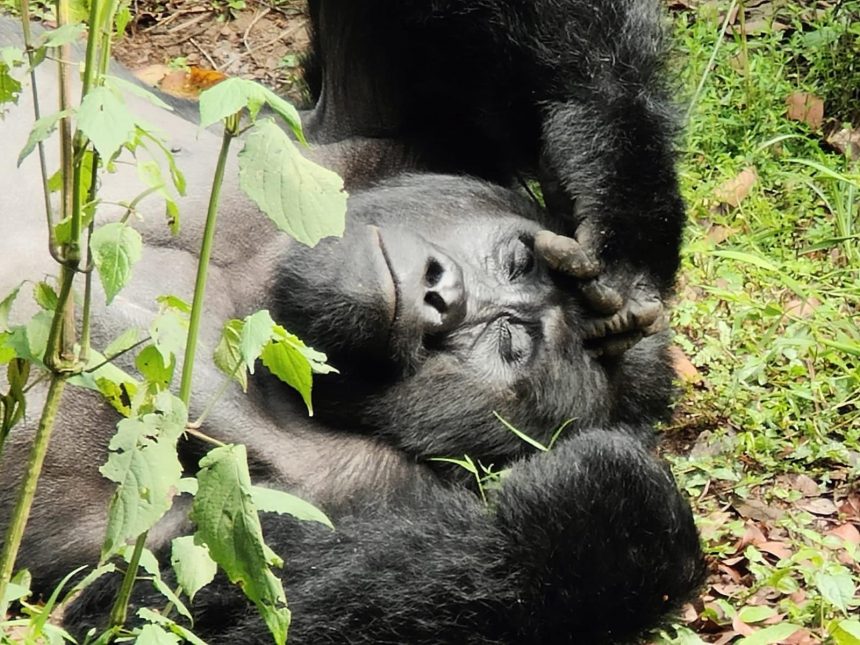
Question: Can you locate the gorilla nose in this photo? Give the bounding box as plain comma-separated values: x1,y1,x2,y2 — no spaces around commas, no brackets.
422,256,466,333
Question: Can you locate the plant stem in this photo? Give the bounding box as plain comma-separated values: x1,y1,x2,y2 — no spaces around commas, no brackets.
0,374,67,613
107,533,145,630
178,120,236,406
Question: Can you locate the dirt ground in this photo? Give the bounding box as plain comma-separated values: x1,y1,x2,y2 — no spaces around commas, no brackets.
113,0,310,102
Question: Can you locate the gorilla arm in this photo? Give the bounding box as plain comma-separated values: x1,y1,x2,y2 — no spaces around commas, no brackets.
306,0,685,337
65,429,705,644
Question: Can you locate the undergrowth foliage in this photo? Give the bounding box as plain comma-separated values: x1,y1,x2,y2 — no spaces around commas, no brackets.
0,0,346,642
660,0,859,643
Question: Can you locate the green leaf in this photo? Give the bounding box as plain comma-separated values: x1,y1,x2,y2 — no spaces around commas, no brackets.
816,572,856,612
94,377,137,417
0,284,22,332
150,311,187,368
737,605,777,624
104,328,142,358
91,222,143,304
238,119,347,247
135,344,175,391
99,392,187,559
260,334,311,414
137,159,181,235
251,486,333,529
77,86,136,160
830,619,860,645
106,75,172,111
137,608,207,645
5,309,53,365
33,281,59,311
17,110,72,167
135,623,181,645
736,623,802,645
155,295,192,315
240,310,278,374
192,444,290,645
711,250,780,273
37,23,86,48
198,77,304,140
214,319,248,391
0,60,22,107
170,536,218,602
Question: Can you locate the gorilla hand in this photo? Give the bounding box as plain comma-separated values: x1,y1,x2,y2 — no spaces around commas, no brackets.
534,230,668,357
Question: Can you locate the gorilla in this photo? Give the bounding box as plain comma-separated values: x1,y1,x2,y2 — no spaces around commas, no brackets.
0,0,704,642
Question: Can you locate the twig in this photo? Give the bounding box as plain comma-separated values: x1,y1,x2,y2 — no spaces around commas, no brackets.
189,37,219,70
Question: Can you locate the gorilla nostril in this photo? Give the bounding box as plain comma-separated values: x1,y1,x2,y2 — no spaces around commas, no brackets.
424,290,447,313
424,259,444,287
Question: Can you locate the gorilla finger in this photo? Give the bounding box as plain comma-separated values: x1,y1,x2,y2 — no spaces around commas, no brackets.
641,312,670,337
629,297,663,329
534,230,600,279
580,278,624,315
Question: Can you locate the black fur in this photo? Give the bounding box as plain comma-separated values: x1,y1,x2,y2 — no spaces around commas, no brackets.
0,3,705,641
305,0,686,292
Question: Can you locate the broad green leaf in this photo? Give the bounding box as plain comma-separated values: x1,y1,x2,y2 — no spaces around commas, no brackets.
104,328,142,358
198,77,303,140
251,485,333,529
171,536,218,602
136,344,175,391
0,284,22,332
18,110,72,166
99,392,187,559
736,623,802,645
95,375,135,417
71,348,140,400
238,119,346,247
0,47,24,69
107,75,172,111
137,608,207,645
121,544,192,622
816,572,856,612
192,444,290,645
115,1,133,34
135,623,180,645
77,86,136,160
37,23,86,48
5,309,53,365
214,319,248,391
33,281,58,311
240,310,277,373
91,222,143,304
0,61,21,107
156,295,192,315
137,159,181,235
1,570,30,606
830,619,860,645
150,311,187,368
0,333,15,365
737,605,777,623
260,335,313,415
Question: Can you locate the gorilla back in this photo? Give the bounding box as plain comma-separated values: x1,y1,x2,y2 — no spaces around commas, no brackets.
0,5,704,643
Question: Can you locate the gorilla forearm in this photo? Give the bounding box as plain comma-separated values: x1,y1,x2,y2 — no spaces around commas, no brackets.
65,430,704,643
307,0,685,291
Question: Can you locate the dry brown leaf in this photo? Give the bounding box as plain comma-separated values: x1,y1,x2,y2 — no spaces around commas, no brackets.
713,632,739,645
669,346,702,383
784,628,818,645
788,473,820,496
797,497,838,516
714,167,757,207
786,92,824,130
758,540,792,560
159,67,228,99
828,522,860,545
826,126,860,160
731,614,755,637
785,297,821,319
133,63,171,87
706,224,735,245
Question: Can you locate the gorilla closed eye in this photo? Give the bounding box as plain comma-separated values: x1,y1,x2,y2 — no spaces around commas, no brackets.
508,235,535,281
424,258,444,287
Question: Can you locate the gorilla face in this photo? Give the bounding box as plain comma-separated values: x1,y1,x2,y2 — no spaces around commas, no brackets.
268,175,671,462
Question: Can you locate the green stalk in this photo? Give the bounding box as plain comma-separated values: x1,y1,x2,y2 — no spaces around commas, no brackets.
179,119,237,405
105,115,239,635
106,532,145,630
0,375,67,613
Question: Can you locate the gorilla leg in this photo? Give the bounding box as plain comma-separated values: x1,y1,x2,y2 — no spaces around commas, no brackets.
65,429,704,643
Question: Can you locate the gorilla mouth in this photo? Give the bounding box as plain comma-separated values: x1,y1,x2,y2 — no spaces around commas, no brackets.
371,225,399,335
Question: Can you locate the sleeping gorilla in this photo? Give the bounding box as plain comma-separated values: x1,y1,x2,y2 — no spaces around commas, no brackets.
0,0,704,642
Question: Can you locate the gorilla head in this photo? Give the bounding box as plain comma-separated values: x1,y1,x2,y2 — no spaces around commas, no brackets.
262,174,674,465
